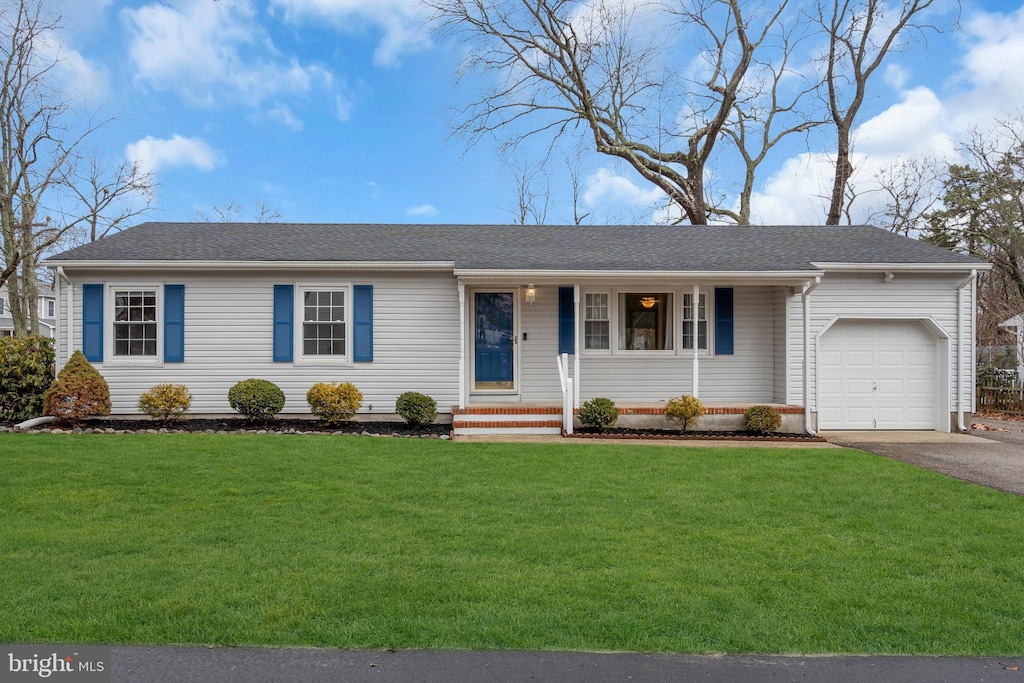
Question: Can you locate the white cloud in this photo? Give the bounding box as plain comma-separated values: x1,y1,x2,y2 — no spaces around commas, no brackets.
749,4,1024,226
335,94,352,122
124,0,331,107
406,203,438,217
270,0,431,67
33,30,109,103
125,135,224,176
584,167,663,208
266,104,303,131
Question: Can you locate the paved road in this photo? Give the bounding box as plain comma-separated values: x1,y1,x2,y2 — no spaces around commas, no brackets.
110,646,1024,683
825,428,1024,496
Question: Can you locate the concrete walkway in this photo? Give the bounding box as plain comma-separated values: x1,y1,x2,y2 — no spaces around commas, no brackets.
825,427,1024,496
110,646,1024,683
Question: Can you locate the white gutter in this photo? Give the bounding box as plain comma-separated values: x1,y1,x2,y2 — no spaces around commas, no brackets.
811,262,993,273
956,269,978,432
56,267,72,374
802,277,821,436
44,260,456,272
455,269,824,282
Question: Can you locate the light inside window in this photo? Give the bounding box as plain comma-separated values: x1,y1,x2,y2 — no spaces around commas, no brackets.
619,293,672,351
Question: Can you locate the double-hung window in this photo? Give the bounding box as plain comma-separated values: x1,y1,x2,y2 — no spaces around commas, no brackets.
584,293,610,350
113,289,158,357
302,289,347,357
682,291,708,351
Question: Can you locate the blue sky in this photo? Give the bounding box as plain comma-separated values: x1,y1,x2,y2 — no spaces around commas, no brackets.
44,0,1024,227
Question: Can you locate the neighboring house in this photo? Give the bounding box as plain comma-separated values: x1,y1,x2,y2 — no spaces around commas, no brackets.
998,314,1024,383
45,223,989,434
0,283,57,338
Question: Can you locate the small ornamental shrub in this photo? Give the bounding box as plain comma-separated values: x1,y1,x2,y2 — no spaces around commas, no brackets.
396,391,438,427
138,383,192,425
306,381,363,425
578,397,619,429
228,378,285,424
0,335,55,421
743,405,782,434
43,350,111,426
665,394,703,431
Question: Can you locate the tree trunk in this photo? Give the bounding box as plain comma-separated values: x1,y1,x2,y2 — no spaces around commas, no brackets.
827,123,853,226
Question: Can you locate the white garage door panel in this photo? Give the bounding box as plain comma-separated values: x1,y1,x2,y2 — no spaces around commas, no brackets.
819,320,937,430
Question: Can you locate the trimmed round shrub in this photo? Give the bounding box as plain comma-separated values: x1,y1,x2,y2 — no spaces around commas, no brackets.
0,335,54,421
665,394,703,431
43,349,111,426
396,391,437,427
578,397,618,429
138,383,192,424
306,381,363,425
744,405,782,434
228,378,285,424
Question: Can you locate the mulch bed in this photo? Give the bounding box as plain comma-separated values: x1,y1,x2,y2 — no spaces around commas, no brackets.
2,418,451,439
569,427,826,442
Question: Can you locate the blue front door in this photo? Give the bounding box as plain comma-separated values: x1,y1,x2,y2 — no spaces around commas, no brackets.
474,292,514,389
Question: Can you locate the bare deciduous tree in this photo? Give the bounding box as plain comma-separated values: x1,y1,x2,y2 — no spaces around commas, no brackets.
860,154,945,236
504,156,551,224
68,157,155,242
817,0,943,225
430,0,793,225
196,200,283,223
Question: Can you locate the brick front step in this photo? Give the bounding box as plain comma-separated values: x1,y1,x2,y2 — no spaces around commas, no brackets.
453,406,563,415
452,420,563,429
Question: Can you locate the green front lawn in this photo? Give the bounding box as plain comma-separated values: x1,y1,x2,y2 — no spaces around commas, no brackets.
1,434,1022,654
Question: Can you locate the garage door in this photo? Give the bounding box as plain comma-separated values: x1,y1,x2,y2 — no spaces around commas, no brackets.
818,320,938,430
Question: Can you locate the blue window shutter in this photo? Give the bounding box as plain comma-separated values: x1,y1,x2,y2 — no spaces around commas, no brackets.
82,284,103,362
558,287,575,355
164,285,185,362
273,285,293,362
353,285,373,362
715,287,734,355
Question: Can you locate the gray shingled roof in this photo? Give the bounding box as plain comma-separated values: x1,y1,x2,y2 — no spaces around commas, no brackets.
46,222,982,271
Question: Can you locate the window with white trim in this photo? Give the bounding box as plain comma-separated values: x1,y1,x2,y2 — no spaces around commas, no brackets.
619,292,673,351
113,290,158,357
302,289,347,356
584,293,610,350
45,298,55,318
682,292,708,351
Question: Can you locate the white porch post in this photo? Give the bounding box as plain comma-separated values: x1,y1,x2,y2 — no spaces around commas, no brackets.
573,284,581,409
691,284,699,398
1017,324,1024,386
458,282,466,410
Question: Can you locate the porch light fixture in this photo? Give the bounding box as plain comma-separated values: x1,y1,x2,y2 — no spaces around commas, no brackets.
640,296,657,309
525,285,537,305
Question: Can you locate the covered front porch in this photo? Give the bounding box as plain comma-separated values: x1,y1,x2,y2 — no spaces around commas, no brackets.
453,273,820,435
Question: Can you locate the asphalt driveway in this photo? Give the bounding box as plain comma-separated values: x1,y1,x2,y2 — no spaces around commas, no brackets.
825,422,1024,496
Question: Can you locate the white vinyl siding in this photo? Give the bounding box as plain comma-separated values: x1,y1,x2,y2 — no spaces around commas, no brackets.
61,270,460,415
518,286,563,402
580,286,775,403
787,272,968,413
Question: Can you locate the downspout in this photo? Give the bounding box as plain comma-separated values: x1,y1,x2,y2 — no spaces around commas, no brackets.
56,267,72,375
802,277,821,436
458,283,466,412
956,269,977,432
